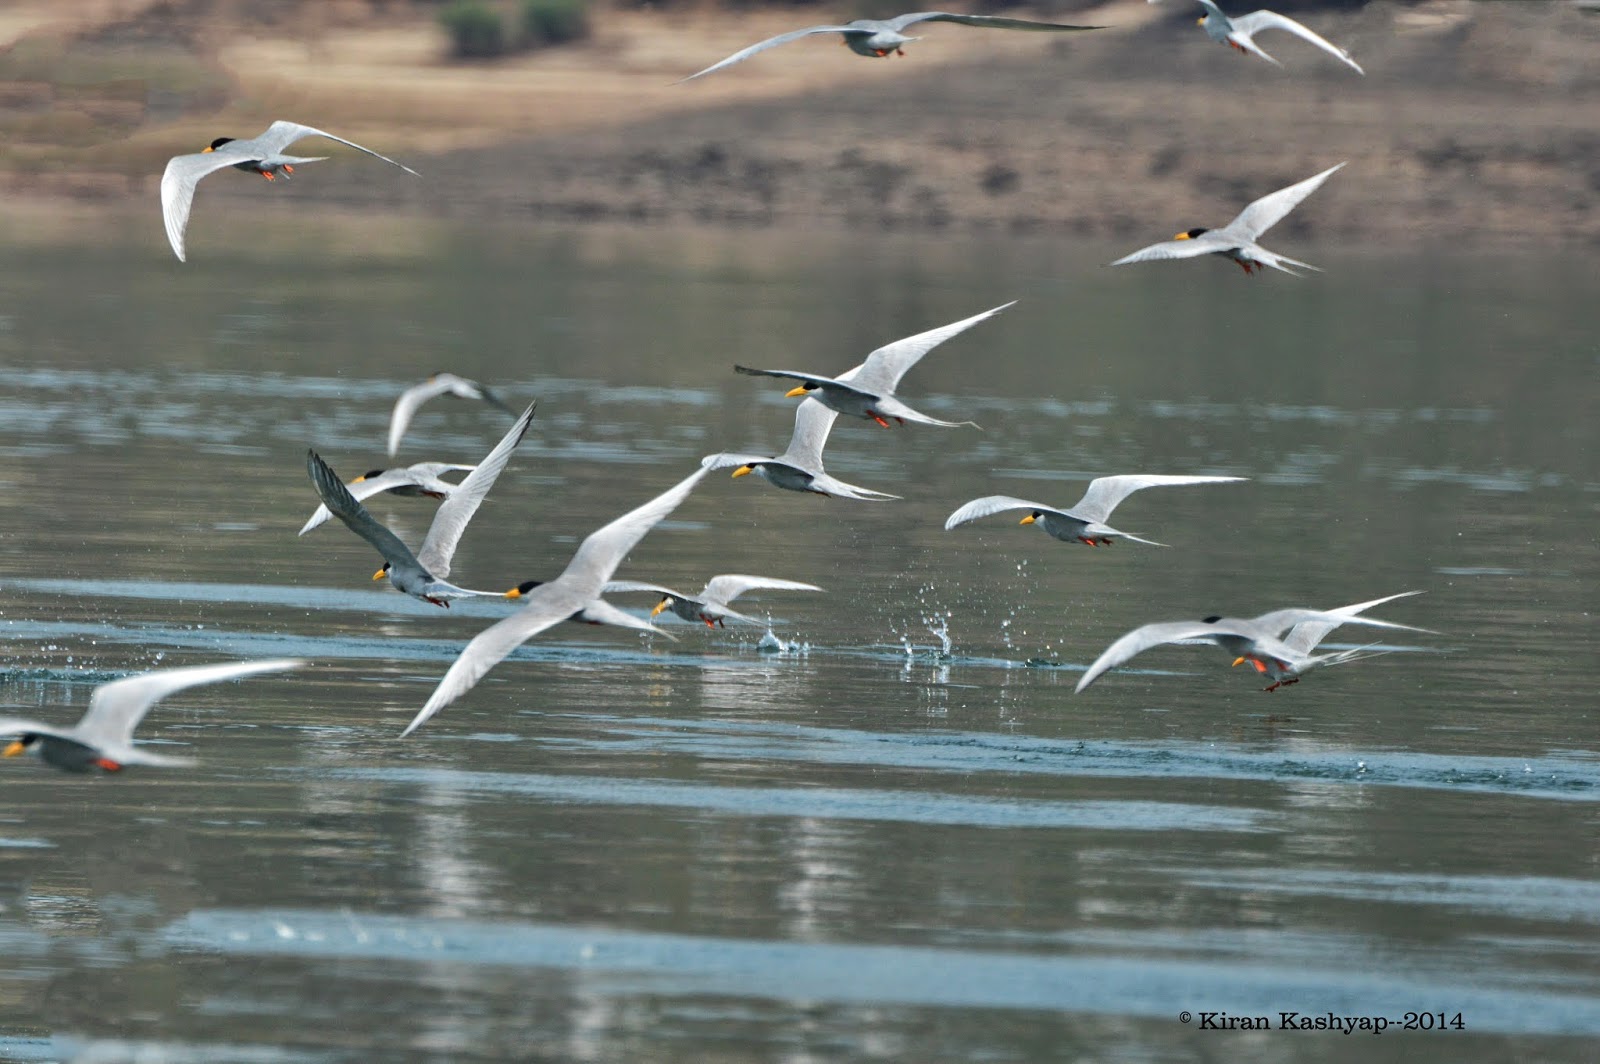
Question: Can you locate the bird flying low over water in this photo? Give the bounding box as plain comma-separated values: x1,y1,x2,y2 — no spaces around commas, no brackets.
703,398,900,501
298,462,478,536
1074,592,1428,694
160,120,419,262
307,403,536,607
1110,162,1345,276
402,466,710,736
1170,0,1365,75
0,660,303,772
680,12,1102,82
734,302,1011,429
945,474,1246,547
605,575,824,628
388,373,517,457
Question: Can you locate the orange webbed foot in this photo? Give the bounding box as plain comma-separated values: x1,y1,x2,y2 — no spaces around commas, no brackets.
95,758,123,772
869,412,891,428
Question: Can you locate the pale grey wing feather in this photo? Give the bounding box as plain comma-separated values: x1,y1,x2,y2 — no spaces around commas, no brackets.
0,718,74,742
701,451,771,471
1109,238,1224,266
306,450,427,573
1225,27,1281,65
734,366,866,396
1258,601,1429,655
160,150,259,262
868,395,979,428
887,12,1101,31
776,398,839,472
602,580,684,599
254,121,420,176
408,462,478,478
561,467,710,595
1224,162,1346,242
700,575,823,604
943,495,1068,530
1285,591,1426,654
415,402,536,577
1232,9,1363,73
808,472,900,500
578,598,676,638
1068,474,1247,524
387,378,458,456
402,585,589,737
1075,621,1300,693
297,466,467,536
679,25,865,82
78,660,303,744
437,373,514,415
843,302,1015,394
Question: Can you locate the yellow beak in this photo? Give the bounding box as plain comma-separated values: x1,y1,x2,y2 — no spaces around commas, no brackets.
1174,232,1192,241
351,475,367,484
202,145,214,153
731,466,753,478
1231,657,1246,667
504,587,523,599
3,741,26,757
784,386,809,398
1019,515,1036,525
651,599,670,617
372,568,387,581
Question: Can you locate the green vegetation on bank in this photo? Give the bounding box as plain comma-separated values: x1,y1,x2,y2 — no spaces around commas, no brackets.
439,0,592,59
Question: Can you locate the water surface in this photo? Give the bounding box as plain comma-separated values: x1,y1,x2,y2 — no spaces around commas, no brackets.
0,207,1594,1062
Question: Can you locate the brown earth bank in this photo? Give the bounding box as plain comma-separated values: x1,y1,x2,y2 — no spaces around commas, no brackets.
5,0,1599,245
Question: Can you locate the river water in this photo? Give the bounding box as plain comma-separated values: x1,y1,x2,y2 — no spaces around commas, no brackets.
0,206,1595,1062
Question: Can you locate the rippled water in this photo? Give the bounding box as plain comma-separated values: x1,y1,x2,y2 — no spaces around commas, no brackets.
0,208,1595,1062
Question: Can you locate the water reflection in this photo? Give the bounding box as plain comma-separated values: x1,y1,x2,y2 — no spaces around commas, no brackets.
0,211,1595,1060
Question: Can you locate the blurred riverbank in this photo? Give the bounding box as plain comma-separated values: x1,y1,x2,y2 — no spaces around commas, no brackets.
4,0,1597,245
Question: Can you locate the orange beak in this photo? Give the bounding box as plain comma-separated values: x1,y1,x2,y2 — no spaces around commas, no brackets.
1019,515,1036,525
372,568,387,581
1173,232,1192,241
731,466,754,478
784,386,808,398
3,741,26,757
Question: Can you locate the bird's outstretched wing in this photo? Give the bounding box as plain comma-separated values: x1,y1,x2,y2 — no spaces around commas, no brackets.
943,495,1067,530
1075,620,1300,693
80,660,304,743
776,397,840,472
1224,162,1346,242
306,450,427,573
701,575,823,604
887,12,1102,32
845,302,1015,394
680,25,866,82
415,403,536,578
1110,233,1231,266
160,151,259,262
1231,9,1364,74
254,121,421,176
1068,474,1246,524
562,467,710,592
404,468,706,736
1277,591,1426,655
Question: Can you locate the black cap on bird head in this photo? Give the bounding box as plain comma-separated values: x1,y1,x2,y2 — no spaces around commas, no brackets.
205,137,236,152
505,579,544,599
3,734,38,757
1174,227,1210,241
783,381,820,398
1202,615,1223,624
